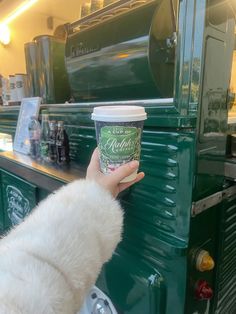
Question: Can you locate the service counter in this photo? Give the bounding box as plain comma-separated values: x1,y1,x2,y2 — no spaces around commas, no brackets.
0,150,86,232
0,102,94,232
0,151,85,189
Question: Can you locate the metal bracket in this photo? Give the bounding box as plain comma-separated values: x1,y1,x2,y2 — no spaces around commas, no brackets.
191,192,222,217
192,185,236,217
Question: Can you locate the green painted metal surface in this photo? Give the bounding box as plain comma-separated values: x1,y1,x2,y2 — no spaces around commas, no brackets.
212,184,236,313
0,108,19,139
94,127,196,313
0,103,196,313
1,170,37,229
185,203,220,313
65,0,177,101
194,0,235,201
0,0,235,313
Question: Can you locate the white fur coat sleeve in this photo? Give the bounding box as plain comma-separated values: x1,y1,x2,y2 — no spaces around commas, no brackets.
0,180,123,314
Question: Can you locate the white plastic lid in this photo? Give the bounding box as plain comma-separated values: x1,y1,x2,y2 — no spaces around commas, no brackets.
91,106,147,122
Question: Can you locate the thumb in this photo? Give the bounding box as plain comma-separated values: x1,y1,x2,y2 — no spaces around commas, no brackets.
109,160,139,183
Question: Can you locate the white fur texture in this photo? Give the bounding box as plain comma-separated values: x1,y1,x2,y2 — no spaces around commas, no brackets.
0,180,123,314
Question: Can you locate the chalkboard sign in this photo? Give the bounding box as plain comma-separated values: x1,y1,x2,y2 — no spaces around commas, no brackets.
13,97,41,154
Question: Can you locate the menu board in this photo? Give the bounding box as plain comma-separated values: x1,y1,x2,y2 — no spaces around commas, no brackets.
13,97,41,155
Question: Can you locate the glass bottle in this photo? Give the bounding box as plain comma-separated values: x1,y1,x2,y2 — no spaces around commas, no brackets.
48,120,57,163
56,121,70,165
40,110,50,162
28,116,41,159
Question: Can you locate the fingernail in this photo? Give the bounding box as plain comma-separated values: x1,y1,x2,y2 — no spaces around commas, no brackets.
129,160,139,169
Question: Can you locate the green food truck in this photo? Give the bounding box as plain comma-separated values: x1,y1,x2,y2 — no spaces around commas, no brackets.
0,0,236,313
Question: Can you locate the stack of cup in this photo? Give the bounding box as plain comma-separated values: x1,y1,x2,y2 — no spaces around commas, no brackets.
92,105,147,182
15,73,29,101
9,75,18,102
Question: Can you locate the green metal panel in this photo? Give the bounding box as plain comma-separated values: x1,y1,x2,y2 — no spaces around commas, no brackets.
0,107,19,139
212,186,236,313
0,102,197,313
0,1,234,313
125,129,196,242
185,204,220,313
174,0,206,116
1,170,37,229
97,249,167,314
37,188,51,203
95,128,196,313
194,0,235,200
65,0,176,101
186,183,236,314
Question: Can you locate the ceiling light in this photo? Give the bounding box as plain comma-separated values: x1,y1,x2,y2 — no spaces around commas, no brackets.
0,23,10,45
3,0,38,25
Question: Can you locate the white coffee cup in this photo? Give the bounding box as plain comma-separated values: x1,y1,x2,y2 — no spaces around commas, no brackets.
92,105,147,183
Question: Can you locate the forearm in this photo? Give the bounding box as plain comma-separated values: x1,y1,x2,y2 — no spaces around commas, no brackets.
0,179,123,308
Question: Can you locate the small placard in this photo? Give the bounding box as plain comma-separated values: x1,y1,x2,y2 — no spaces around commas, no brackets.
13,97,41,155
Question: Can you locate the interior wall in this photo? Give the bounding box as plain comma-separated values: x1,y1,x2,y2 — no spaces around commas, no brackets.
0,13,67,77
0,0,81,77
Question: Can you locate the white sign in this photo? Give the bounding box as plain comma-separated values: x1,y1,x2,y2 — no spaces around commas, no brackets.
13,97,41,154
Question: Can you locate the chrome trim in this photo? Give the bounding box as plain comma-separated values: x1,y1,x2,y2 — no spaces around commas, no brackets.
43,98,174,108
0,98,174,111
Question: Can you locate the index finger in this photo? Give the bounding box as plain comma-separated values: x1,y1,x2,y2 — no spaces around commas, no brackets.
87,148,101,173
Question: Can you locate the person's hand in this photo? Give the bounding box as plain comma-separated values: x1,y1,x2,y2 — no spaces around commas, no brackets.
86,148,145,198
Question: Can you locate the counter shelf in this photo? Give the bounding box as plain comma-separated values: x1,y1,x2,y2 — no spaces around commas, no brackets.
0,151,85,192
